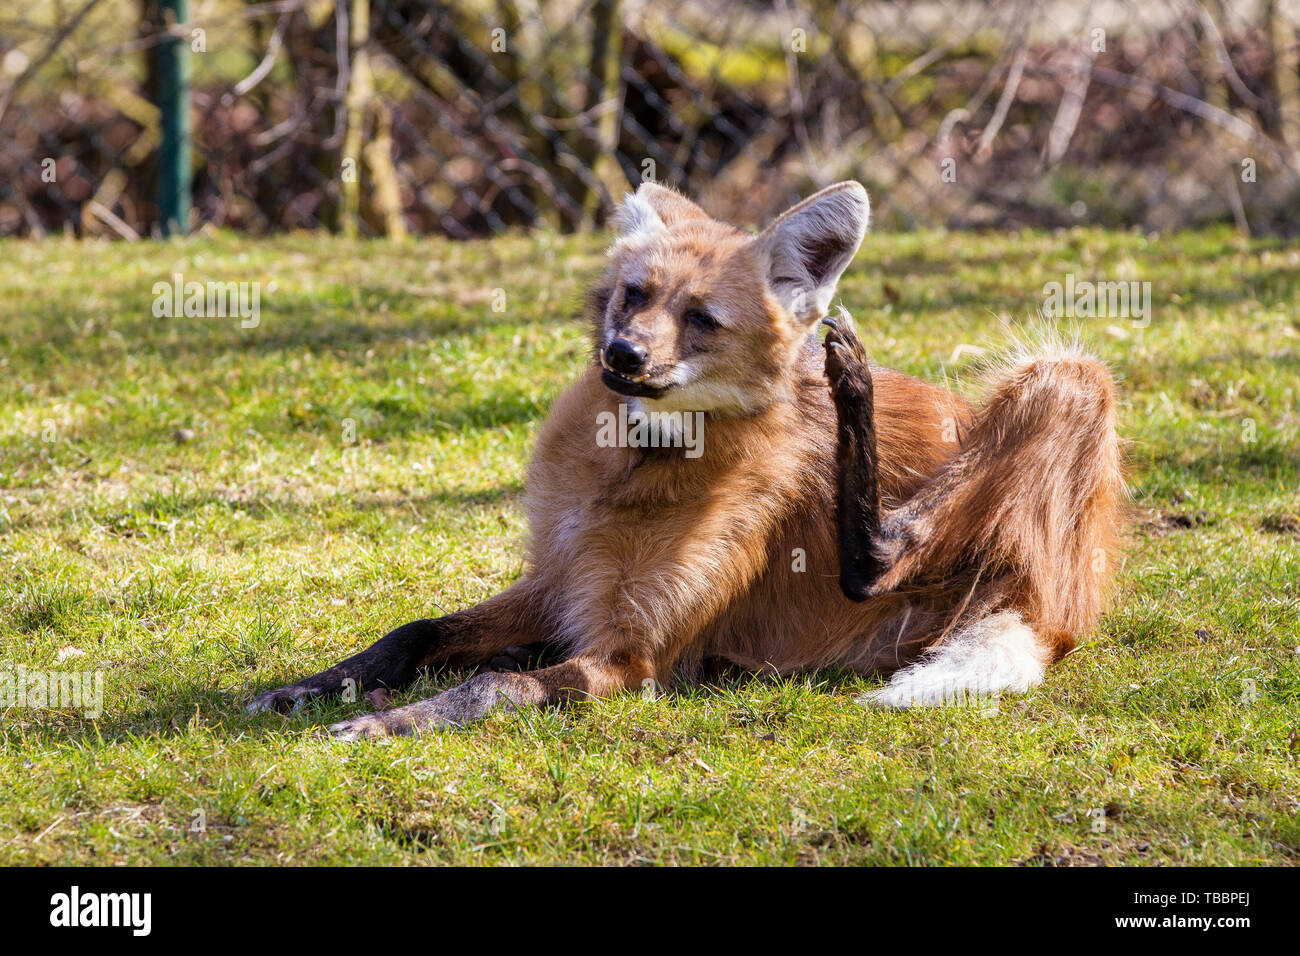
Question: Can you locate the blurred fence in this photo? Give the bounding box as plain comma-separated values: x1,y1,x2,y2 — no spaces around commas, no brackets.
2,0,1299,239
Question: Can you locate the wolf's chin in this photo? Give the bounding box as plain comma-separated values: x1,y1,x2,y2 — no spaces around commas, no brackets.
640,377,763,417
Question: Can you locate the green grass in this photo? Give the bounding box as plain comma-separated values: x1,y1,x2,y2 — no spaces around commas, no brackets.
1,227,1297,865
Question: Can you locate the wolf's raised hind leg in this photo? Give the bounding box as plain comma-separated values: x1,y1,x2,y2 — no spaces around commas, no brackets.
823,314,898,600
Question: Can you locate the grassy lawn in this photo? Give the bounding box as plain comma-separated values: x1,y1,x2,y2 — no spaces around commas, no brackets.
0,227,1297,866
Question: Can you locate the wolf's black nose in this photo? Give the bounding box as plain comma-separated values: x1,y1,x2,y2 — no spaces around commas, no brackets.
604,338,648,375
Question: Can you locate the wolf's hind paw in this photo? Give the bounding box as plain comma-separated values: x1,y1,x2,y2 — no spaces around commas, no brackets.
821,313,870,396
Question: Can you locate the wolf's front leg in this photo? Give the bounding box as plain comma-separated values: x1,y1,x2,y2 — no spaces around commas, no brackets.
822,314,899,600
246,581,549,714
325,653,653,739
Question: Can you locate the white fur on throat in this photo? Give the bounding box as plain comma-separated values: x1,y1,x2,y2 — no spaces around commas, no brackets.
861,610,1048,709
639,360,761,417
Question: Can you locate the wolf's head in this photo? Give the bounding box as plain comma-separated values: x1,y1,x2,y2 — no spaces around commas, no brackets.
589,181,869,415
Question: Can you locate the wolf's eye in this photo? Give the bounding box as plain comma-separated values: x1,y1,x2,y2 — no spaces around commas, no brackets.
685,307,718,331
623,284,648,308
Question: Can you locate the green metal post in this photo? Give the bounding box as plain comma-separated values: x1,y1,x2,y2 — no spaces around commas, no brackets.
156,0,190,236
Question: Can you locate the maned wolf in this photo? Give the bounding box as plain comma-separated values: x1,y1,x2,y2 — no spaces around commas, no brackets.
248,181,1124,738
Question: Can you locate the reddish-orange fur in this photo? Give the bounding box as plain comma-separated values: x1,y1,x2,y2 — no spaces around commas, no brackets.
250,181,1124,736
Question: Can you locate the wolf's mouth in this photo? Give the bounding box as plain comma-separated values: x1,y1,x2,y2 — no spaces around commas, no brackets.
601,368,669,399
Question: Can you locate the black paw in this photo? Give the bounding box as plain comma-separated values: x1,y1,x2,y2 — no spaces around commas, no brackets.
247,682,322,715
247,673,355,715
822,314,870,399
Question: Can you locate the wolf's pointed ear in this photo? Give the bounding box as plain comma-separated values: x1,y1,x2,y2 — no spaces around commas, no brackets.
756,181,870,323
613,182,709,240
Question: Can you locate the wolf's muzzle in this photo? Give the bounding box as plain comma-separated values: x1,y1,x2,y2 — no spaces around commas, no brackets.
603,338,649,378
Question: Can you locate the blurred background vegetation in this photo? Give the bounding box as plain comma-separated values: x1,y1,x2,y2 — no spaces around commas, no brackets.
2,0,1300,238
